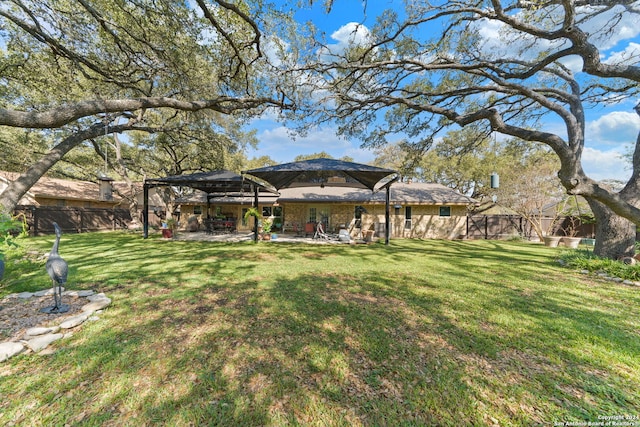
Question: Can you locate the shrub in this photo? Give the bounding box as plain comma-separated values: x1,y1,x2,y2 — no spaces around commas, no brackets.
559,250,640,281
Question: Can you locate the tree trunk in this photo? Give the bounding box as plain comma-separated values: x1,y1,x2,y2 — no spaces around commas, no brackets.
588,198,636,259
0,122,139,212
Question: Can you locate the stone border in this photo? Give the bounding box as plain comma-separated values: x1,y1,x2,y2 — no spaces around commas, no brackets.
0,289,111,362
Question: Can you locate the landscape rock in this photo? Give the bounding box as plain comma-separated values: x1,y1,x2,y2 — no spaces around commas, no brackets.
1,288,109,362
23,333,64,352
59,312,92,329
15,292,34,299
65,290,95,297
25,326,60,337
0,342,25,362
87,293,109,302
82,298,111,314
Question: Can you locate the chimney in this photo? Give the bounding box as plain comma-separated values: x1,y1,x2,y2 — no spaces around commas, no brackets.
98,175,114,201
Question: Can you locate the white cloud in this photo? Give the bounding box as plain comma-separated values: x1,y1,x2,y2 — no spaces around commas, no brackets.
469,4,639,73
586,111,640,145
318,22,373,59
578,4,640,50
604,42,640,66
581,146,631,182
330,22,372,47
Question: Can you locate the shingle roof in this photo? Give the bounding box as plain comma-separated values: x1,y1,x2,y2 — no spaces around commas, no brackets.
277,182,475,205
177,182,476,206
0,171,121,203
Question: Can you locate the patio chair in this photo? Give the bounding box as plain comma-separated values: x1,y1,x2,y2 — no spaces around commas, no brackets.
304,222,316,237
293,222,305,237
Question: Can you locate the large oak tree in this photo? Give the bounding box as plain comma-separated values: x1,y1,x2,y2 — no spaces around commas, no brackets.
285,0,640,259
0,0,289,212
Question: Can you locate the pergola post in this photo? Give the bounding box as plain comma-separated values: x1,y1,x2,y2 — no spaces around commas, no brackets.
253,185,259,242
143,183,149,239
385,184,391,245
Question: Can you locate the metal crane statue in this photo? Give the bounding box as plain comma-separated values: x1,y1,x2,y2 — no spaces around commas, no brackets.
40,222,70,314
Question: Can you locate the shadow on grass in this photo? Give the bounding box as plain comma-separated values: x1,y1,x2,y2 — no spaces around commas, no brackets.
1,234,638,426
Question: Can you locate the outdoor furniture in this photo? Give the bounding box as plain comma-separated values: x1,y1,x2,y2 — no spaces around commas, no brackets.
205,218,237,234
304,222,316,237
314,223,339,241
292,222,305,237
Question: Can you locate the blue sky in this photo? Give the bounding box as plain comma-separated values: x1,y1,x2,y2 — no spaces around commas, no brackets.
246,1,640,182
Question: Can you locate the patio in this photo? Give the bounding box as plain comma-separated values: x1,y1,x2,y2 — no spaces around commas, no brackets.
171,230,367,244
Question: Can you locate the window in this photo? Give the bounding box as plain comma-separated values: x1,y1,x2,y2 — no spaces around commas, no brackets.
309,207,317,223
439,206,451,217
193,205,202,215
273,206,283,230
404,206,412,229
262,206,272,217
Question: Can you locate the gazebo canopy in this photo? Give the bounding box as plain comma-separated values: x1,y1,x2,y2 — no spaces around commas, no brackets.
142,170,276,239
243,158,398,191
144,170,278,196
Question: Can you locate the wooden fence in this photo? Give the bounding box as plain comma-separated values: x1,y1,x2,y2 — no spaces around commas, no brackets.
467,215,596,240
13,206,135,236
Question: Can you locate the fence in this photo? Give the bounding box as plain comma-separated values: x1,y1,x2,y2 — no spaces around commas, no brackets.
467,215,528,240
13,206,134,236
467,215,596,240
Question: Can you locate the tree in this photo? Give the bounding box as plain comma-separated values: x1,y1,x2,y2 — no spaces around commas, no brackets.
374,129,569,240
291,152,354,162
495,148,566,241
288,0,640,259
0,0,289,211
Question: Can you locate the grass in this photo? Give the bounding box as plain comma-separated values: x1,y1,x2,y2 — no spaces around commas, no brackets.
1,233,639,426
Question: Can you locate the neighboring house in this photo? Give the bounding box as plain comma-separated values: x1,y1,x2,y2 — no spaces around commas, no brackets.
0,171,165,234
0,171,123,208
177,181,477,240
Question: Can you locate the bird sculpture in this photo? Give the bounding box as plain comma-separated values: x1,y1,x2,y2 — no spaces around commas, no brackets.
41,222,70,314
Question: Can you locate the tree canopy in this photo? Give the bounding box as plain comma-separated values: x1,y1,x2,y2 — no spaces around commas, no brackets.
0,0,290,210
286,0,640,258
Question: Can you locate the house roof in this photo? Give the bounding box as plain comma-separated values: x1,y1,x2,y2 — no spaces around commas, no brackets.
177,182,476,206
0,171,122,204
244,158,398,191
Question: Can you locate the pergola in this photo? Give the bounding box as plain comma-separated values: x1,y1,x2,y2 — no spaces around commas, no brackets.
142,170,277,239
244,158,398,244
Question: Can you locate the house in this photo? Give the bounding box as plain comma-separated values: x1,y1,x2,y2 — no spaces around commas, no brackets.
176,181,477,240
0,171,164,234
0,171,124,208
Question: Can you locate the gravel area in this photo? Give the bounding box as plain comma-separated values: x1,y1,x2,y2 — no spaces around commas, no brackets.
0,293,87,342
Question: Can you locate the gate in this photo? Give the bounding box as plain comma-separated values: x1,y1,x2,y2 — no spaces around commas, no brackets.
467,215,526,240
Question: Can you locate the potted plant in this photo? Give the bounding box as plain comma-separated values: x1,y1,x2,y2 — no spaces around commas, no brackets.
261,218,273,240
543,235,562,247
560,196,593,248
560,215,582,248
162,217,178,239
243,207,261,239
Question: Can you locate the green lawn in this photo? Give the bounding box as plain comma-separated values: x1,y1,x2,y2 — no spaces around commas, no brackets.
1,233,639,426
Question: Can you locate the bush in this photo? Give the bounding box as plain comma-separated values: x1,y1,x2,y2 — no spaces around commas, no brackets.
559,250,640,281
